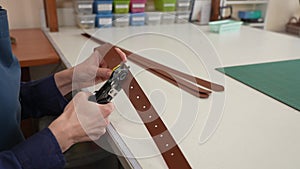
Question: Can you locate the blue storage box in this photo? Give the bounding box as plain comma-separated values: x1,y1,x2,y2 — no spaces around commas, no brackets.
95,13,113,27
93,1,113,14
130,13,145,26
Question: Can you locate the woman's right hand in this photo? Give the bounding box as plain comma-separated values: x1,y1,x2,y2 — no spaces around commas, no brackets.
48,91,114,152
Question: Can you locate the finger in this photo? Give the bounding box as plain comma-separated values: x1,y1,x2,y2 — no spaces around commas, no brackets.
94,43,114,59
100,60,108,68
76,91,93,100
94,44,112,68
105,118,110,125
114,48,127,62
99,103,114,118
96,118,109,127
96,68,112,80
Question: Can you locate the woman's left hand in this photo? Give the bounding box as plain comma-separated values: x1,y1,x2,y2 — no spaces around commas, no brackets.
54,44,126,96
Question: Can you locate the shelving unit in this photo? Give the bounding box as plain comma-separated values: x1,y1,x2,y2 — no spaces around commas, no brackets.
225,0,268,5
220,0,269,29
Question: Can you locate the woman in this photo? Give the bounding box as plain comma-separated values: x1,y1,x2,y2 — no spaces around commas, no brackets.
0,6,126,169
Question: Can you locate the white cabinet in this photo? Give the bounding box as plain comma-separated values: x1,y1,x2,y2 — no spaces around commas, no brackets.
220,0,269,29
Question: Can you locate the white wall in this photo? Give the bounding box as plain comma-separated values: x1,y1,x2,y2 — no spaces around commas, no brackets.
0,0,44,29
265,0,300,32
0,0,73,29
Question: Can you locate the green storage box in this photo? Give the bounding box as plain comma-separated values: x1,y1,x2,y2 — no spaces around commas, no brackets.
209,19,243,34
154,0,176,12
113,0,130,13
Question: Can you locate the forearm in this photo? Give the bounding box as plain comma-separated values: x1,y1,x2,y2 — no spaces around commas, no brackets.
0,128,66,169
54,68,74,96
20,75,68,119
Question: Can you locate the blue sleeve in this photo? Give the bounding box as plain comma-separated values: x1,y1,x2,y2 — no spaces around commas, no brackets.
20,75,69,119
0,128,65,169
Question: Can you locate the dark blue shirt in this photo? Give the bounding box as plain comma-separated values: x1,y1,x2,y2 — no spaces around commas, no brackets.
0,7,68,169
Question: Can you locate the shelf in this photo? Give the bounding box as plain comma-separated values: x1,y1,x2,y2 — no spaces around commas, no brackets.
245,22,265,27
225,0,268,5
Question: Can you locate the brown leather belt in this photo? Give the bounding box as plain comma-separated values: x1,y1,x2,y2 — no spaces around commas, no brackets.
82,33,224,97
88,33,224,168
99,47,192,169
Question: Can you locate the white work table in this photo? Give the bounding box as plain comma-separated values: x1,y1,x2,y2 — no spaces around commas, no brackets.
46,24,300,169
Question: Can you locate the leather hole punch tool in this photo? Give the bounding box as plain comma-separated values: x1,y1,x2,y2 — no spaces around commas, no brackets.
89,62,130,104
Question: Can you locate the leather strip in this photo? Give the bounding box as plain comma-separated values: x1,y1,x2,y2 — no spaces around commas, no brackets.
129,57,210,98
86,32,226,168
127,52,224,92
82,33,224,94
98,47,192,169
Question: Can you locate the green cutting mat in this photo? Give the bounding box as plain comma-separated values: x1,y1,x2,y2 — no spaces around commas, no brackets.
216,59,300,111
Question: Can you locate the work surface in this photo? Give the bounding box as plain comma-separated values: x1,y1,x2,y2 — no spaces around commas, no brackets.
47,24,300,169
10,28,60,67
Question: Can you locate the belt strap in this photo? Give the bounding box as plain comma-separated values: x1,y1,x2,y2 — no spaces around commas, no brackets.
127,52,224,92
128,56,210,98
87,33,225,168
82,33,224,98
98,47,192,169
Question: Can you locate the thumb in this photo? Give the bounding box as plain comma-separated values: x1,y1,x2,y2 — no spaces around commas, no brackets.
74,91,93,102
96,68,112,80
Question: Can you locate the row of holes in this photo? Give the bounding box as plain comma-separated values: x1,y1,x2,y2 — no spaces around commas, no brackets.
130,85,175,157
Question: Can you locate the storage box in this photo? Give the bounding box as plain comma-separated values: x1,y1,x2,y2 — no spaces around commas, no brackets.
175,11,190,23
76,14,96,29
130,0,147,13
113,13,130,27
95,13,113,28
93,1,113,14
130,13,145,26
209,20,243,34
161,12,175,24
238,10,261,19
154,0,176,12
74,0,94,14
113,0,130,13
145,12,162,25
176,0,191,11
145,0,155,11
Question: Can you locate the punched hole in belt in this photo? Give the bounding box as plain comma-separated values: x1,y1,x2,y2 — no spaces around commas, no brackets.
154,125,158,128
171,153,174,156
136,95,140,99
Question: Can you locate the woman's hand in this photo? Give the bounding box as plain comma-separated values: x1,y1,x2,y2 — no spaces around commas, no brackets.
48,91,114,152
54,43,127,96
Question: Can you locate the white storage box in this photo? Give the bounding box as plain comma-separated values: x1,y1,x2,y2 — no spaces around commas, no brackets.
74,0,94,14
161,12,175,24
145,12,162,25
113,13,130,27
175,11,190,23
76,14,96,29
176,0,191,11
